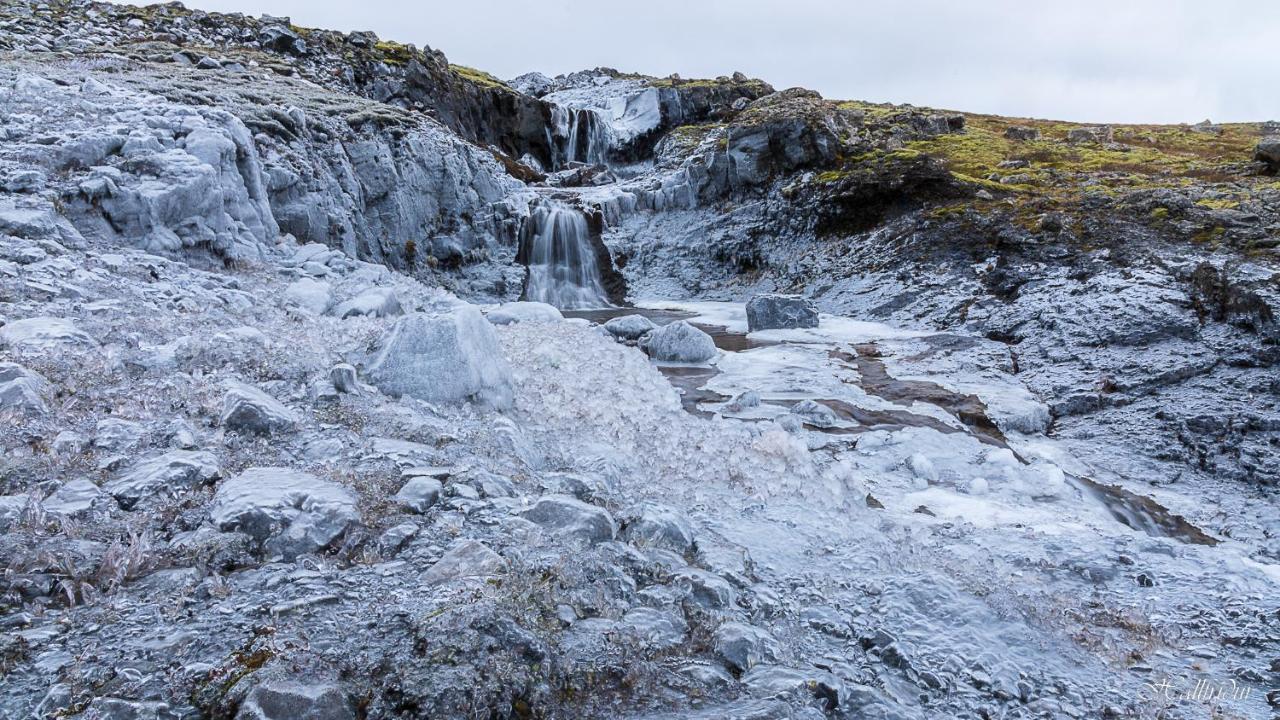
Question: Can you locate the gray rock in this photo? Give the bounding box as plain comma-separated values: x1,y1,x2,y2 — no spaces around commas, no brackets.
258,25,308,56
745,294,818,331
0,494,30,532
3,170,45,193
714,622,780,674
1066,125,1113,144
519,495,616,544
210,467,359,560
622,505,696,555
93,418,145,452
1003,126,1040,141
0,362,46,415
378,522,418,556
283,278,333,315
220,381,298,435
393,476,442,513
236,680,354,720
422,540,507,584
485,301,563,325
674,567,736,609
0,316,96,351
642,320,717,363
620,607,688,650
104,450,220,509
365,307,514,409
603,314,657,340
790,399,839,428
1256,136,1280,173
330,287,402,319
42,478,105,516
329,363,359,394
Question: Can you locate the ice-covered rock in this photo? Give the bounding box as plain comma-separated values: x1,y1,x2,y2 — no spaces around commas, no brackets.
393,476,442,513
210,467,359,560
714,622,780,674
422,540,507,584
236,680,355,720
331,287,402,319
485,301,563,325
220,381,299,435
0,362,46,415
519,495,616,544
642,320,718,363
329,364,359,394
283,278,333,315
619,607,688,650
745,294,819,331
621,505,696,555
603,314,656,340
365,307,514,409
0,317,96,351
790,399,838,428
105,450,221,509
42,478,105,517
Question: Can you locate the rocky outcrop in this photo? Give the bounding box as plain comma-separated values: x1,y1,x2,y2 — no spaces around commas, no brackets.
364,306,514,409
745,294,819,331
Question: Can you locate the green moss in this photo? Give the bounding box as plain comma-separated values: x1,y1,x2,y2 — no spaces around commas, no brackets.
1150,207,1170,220
373,40,414,66
451,64,510,91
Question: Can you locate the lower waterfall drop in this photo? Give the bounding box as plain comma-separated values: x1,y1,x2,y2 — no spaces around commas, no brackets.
520,203,610,309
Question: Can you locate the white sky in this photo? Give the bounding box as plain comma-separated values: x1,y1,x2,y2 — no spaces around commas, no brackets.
137,0,1277,123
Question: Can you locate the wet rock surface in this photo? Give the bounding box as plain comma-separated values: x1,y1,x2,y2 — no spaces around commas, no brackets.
0,2,1277,719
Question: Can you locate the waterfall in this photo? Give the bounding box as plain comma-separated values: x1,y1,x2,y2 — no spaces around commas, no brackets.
552,105,612,167
520,203,609,309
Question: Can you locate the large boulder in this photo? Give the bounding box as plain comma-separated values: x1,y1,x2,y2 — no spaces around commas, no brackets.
331,287,402,319
0,317,96,351
283,278,333,315
714,622,780,674
0,362,46,415
220,381,298,435
621,505,696,555
603,314,656,341
642,320,717,363
485,301,563,325
364,307,514,409
210,467,359,560
104,450,220,509
236,680,354,720
1256,136,1280,174
519,495,616,544
745,294,818,331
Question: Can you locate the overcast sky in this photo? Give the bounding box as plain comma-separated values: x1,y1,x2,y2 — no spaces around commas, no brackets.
161,0,1276,123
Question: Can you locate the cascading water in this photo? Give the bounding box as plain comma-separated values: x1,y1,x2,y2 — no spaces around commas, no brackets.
552,105,612,167
520,202,610,309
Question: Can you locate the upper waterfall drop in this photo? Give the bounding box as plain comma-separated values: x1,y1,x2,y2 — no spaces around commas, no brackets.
520,202,610,309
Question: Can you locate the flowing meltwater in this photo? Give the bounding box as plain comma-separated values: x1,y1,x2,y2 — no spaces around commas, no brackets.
521,203,610,310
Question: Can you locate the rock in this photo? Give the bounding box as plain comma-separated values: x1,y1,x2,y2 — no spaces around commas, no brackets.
725,390,760,413
1256,136,1280,174
0,316,96,351
519,495,616,544
1067,125,1113,144
330,287,402,319
210,467,359,560
674,567,736,609
422,540,507,584
619,607,688,650
42,478,105,516
714,622,780,674
745,294,818,331
0,362,46,415
603,314,657,340
0,495,30,532
258,25,308,56
393,476,442,513
104,450,220,509
3,170,45,193
329,364,359,394
93,418,145,452
236,680,354,720
196,56,222,70
485,301,563,325
1003,126,1040,141
283,278,333,315
790,399,838,428
220,381,298,435
364,307,514,409
622,505,696,555
378,522,418,556
642,320,717,363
